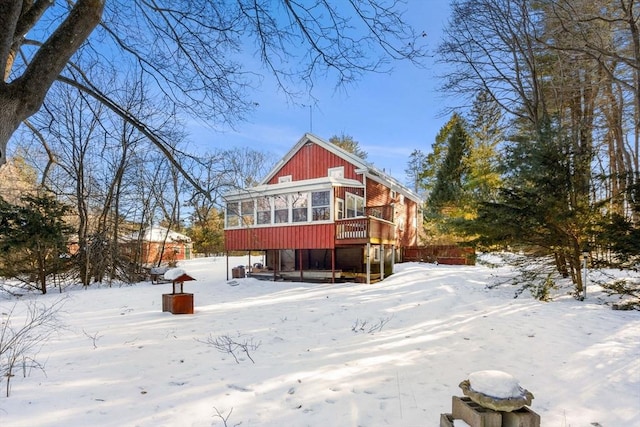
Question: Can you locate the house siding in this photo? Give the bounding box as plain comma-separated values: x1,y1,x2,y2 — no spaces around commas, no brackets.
226,223,335,251
365,179,419,248
268,142,362,184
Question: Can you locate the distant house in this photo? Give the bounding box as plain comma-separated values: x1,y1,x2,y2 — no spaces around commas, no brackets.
122,225,192,266
223,133,422,283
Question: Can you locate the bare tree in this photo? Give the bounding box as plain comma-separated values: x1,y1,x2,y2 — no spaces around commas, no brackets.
0,298,65,397
1,1,427,168
440,0,638,217
538,0,639,219
21,65,182,284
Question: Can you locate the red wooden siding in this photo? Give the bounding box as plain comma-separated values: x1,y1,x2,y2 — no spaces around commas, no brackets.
365,178,420,247
367,180,393,206
335,186,364,199
226,223,335,251
401,200,419,247
403,245,476,265
267,142,361,184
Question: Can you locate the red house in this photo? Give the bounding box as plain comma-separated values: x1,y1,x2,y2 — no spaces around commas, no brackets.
223,133,422,283
122,225,193,266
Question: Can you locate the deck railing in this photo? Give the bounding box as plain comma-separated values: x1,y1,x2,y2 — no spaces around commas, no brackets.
335,217,396,242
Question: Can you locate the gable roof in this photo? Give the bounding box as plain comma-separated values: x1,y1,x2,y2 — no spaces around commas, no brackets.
261,133,422,203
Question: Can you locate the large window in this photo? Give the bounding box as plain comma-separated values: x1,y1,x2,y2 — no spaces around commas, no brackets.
274,195,288,223
292,193,308,222
226,201,240,227
312,190,330,221
227,188,334,228
346,193,364,218
257,197,271,225
241,200,254,226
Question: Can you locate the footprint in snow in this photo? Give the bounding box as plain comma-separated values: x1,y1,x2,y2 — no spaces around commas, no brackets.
227,384,253,392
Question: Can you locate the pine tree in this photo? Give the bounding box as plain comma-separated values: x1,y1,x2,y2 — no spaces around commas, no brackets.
405,149,428,196
465,90,503,203
0,193,73,294
466,117,598,294
329,134,368,159
188,208,225,256
428,113,470,211
419,117,455,195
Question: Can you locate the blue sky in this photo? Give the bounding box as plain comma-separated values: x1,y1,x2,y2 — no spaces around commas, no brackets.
187,1,454,186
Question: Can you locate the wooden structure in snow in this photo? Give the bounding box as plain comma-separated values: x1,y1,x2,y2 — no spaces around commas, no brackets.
161,268,196,315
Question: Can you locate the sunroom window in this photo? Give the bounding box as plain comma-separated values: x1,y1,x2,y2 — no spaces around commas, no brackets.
292,192,308,222
311,190,330,221
274,195,288,223
226,201,240,227
241,200,254,226
257,197,271,225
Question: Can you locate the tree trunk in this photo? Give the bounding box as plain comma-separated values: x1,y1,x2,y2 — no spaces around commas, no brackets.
0,0,103,165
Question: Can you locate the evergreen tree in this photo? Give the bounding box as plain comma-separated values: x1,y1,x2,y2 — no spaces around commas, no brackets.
418,113,472,243
188,208,225,256
465,117,598,295
419,118,455,196
329,134,368,159
405,149,428,196
0,193,73,294
465,90,503,203
428,114,470,211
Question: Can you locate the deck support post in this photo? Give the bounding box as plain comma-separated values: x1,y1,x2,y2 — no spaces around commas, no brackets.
380,244,385,281
391,245,395,274
366,243,371,284
274,250,279,281
331,249,336,283
299,249,304,282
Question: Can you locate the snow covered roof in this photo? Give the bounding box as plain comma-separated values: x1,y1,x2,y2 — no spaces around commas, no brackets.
123,225,191,243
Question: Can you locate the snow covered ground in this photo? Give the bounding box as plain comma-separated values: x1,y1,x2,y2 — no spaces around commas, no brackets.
1,256,638,426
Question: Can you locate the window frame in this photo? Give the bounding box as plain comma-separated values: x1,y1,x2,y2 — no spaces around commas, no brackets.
274,194,289,223
291,192,308,223
311,190,331,221
226,201,240,228
256,196,272,225
345,192,365,218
